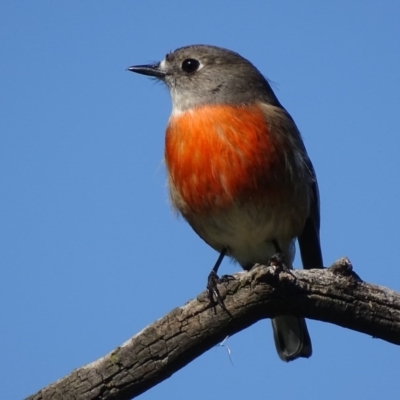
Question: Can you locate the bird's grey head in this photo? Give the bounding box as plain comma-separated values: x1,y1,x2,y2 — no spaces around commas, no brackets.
128,44,281,113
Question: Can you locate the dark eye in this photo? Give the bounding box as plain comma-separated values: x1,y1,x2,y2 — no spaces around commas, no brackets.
181,58,200,73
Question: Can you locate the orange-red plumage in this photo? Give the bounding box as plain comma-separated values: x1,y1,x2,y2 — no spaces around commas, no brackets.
165,103,289,214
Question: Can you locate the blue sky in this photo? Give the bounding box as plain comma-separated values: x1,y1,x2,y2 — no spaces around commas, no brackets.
1,1,400,399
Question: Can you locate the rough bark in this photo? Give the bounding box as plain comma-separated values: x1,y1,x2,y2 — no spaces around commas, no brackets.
26,258,400,400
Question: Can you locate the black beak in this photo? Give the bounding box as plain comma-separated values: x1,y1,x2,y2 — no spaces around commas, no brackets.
127,64,165,78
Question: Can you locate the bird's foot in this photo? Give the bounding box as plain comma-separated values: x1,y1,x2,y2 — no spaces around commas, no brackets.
267,253,296,279
207,271,234,317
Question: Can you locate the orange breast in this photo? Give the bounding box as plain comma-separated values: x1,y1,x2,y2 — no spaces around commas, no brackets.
165,104,288,215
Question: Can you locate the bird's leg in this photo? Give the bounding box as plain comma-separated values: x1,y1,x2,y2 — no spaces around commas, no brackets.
272,238,283,254
269,239,286,268
207,248,226,307
207,248,233,315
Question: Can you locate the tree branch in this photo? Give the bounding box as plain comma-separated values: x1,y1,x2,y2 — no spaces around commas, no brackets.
26,258,400,400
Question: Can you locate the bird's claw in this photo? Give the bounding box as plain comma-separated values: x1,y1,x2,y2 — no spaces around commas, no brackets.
267,253,296,279
207,271,233,317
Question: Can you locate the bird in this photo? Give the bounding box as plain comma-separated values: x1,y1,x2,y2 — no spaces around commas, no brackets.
128,44,323,361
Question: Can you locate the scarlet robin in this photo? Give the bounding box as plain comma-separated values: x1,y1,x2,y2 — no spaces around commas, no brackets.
128,44,323,361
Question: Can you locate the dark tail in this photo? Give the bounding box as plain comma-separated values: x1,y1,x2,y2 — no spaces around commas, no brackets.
271,316,312,361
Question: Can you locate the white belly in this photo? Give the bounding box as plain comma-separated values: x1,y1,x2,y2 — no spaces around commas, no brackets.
185,200,302,268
